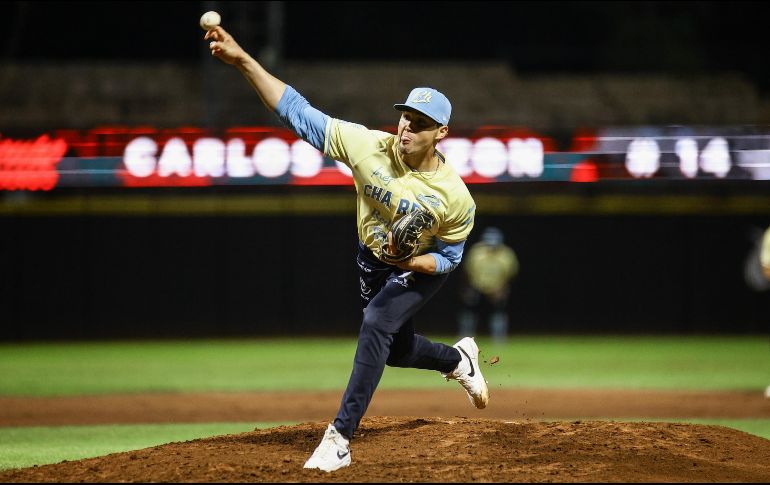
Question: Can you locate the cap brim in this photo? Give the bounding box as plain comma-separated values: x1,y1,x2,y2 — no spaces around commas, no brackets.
393,104,443,125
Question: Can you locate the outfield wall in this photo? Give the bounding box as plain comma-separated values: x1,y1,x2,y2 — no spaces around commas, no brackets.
2,189,769,339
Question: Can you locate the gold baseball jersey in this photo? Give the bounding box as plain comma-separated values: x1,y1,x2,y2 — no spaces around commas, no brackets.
323,119,476,259
464,243,519,295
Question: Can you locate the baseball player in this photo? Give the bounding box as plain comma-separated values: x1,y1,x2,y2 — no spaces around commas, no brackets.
761,226,770,281
459,226,519,344
761,226,770,400
204,27,488,472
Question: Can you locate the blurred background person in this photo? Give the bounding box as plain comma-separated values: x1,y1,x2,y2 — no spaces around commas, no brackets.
761,225,770,399
744,225,770,292
761,226,770,281
458,227,519,345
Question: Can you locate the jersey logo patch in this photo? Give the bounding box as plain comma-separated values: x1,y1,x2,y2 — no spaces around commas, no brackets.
390,271,415,288
417,194,441,209
372,167,395,186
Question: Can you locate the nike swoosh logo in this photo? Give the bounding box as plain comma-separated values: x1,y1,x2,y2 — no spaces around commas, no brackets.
458,347,475,377
337,450,350,460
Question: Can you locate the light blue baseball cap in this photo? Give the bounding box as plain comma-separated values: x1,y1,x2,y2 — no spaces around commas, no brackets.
393,87,452,126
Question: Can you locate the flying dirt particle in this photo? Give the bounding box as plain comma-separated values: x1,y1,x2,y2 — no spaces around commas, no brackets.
489,356,500,365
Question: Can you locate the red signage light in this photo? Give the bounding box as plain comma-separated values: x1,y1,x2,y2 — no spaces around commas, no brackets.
0,135,68,191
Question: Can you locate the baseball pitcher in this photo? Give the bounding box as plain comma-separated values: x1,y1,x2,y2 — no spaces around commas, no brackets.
204,25,488,473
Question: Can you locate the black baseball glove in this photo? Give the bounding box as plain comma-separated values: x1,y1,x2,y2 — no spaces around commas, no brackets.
380,209,436,264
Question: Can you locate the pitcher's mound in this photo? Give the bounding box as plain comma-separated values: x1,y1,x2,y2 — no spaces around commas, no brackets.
3,416,770,482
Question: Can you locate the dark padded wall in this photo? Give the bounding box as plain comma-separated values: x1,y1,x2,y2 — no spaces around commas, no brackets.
2,213,768,340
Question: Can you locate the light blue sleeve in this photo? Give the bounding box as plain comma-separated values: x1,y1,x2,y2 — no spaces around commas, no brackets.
274,85,328,151
429,239,466,274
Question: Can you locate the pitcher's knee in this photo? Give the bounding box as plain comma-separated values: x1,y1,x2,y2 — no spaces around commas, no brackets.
361,308,410,365
361,310,382,332
362,306,400,333
360,312,394,348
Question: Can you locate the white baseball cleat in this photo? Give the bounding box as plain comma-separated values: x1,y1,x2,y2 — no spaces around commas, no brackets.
443,337,489,409
303,423,351,472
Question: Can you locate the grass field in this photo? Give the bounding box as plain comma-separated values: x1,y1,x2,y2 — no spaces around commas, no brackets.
1,335,768,470
0,422,288,471
1,335,768,396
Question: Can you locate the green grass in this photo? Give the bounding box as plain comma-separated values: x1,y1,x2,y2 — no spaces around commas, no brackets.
682,419,770,441
0,422,291,471
482,335,770,391
0,336,768,396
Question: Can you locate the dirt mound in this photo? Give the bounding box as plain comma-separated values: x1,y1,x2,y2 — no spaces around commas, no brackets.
3,417,770,482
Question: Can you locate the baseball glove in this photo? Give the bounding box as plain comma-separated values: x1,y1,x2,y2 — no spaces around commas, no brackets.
380,209,436,264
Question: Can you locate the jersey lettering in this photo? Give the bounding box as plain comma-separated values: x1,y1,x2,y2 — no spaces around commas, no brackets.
380,191,392,207
364,184,395,208
396,199,410,215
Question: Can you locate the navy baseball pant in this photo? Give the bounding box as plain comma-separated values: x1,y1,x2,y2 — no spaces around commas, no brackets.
333,242,462,440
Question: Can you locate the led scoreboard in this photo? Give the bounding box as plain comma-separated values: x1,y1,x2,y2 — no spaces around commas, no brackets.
2,125,769,190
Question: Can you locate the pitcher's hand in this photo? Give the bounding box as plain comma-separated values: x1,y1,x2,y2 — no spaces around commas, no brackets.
204,26,247,65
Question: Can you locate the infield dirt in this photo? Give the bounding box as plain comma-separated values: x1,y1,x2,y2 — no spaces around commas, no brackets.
2,388,770,482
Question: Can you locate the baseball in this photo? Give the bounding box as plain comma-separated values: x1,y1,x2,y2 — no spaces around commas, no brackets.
199,11,221,31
